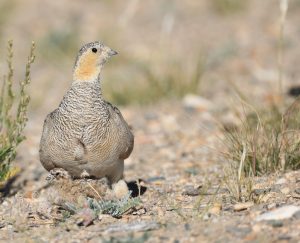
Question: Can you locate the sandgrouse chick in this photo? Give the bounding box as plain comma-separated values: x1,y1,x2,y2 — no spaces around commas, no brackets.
39,41,134,185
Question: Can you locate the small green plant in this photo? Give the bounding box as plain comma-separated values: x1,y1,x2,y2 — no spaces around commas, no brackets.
87,192,141,218
64,192,141,219
0,40,35,182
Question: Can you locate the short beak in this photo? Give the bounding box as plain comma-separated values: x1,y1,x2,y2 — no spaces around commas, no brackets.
108,49,118,57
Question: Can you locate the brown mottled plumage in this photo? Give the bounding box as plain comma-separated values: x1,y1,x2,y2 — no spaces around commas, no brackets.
39,41,134,184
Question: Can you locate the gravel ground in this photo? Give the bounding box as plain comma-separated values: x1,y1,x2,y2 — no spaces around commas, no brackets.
0,101,300,242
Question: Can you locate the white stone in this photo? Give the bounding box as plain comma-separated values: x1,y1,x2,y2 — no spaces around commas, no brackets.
182,94,213,110
275,178,287,185
255,205,300,221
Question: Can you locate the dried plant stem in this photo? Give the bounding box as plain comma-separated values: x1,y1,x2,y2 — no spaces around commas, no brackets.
86,180,103,200
278,0,288,170
278,0,288,101
278,23,284,99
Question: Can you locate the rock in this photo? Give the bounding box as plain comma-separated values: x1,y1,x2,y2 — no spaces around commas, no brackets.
255,205,300,221
184,168,198,176
182,185,202,196
144,112,158,120
259,192,275,203
132,207,146,216
87,220,159,234
277,235,292,241
292,194,300,199
233,202,254,212
294,210,300,220
184,223,191,231
182,94,214,111
295,188,300,195
104,221,160,233
252,188,271,196
226,225,252,238
98,214,116,223
146,176,166,183
280,187,290,195
267,220,283,228
267,203,277,210
209,203,222,215
203,213,210,221
275,178,287,185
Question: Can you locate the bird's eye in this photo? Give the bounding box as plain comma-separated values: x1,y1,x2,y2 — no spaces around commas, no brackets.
92,48,97,53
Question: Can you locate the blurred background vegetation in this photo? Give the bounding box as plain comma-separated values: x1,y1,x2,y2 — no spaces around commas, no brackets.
0,0,300,113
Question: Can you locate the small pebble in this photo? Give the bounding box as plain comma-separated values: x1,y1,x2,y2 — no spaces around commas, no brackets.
208,203,222,215
132,208,146,216
184,223,191,231
184,168,198,176
280,187,290,194
293,210,300,220
292,194,300,199
267,203,277,210
268,220,283,228
203,213,210,221
278,235,291,241
182,185,202,196
226,225,252,238
233,202,254,212
146,176,166,183
275,178,287,185
252,188,271,196
182,94,214,111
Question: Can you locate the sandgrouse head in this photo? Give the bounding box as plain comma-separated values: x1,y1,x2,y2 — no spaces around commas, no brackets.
73,41,117,82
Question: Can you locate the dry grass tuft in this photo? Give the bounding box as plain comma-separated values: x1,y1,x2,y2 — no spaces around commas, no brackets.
225,99,300,176
222,99,300,202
